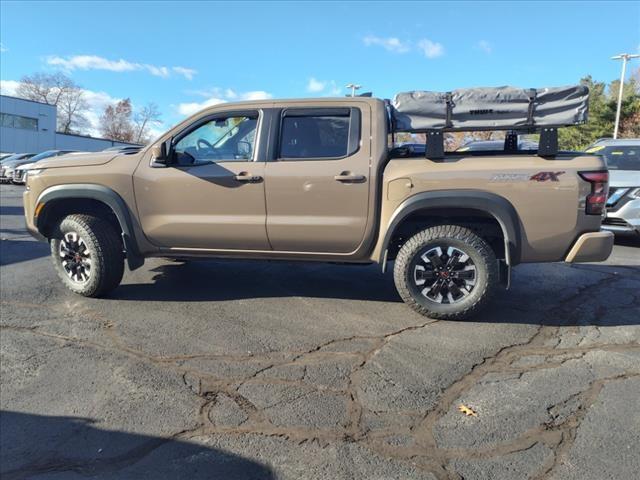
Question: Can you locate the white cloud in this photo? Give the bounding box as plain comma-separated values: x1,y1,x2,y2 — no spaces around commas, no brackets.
178,98,225,117
417,39,444,59
0,79,20,95
307,77,326,93
0,43,7,53
306,77,342,96
172,66,197,80
363,35,410,53
241,90,272,101
177,88,273,117
325,81,343,96
476,40,492,54
46,55,197,80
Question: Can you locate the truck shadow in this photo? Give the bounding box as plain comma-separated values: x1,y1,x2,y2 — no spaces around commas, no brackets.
116,259,403,303
112,260,640,327
0,410,275,480
0,206,24,216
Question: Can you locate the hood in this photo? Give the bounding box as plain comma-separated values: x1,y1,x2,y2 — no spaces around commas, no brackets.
2,158,34,169
36,151,119,169
15,162,36,171
609,170,640,188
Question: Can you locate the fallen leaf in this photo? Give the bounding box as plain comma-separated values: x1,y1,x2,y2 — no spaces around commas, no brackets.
458,404,478,417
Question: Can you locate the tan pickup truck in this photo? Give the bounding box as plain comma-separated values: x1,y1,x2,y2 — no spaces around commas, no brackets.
23,94,614,319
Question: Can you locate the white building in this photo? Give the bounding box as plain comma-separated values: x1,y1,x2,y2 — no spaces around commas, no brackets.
0,95,139,154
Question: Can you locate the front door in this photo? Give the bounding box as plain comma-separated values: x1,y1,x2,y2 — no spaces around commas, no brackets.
265,105,371,253
134,110,270,250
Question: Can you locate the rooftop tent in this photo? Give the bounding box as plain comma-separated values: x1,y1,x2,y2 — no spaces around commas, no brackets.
391,85,589,132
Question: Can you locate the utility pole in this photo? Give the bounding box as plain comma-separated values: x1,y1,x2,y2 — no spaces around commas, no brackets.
611,53,639,139
346,83,361,97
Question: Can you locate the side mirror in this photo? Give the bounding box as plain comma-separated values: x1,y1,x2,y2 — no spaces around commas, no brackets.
151,139,171,167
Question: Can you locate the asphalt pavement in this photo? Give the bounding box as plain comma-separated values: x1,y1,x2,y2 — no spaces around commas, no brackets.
1,183,638,480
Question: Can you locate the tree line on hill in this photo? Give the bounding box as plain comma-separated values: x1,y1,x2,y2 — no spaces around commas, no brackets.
9,70,640,148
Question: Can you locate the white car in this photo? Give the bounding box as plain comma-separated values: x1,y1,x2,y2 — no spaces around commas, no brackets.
9,150,78,185
586,139,640,237
12,162,37,184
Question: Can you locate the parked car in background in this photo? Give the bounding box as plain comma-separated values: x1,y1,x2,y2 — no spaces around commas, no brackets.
1,152,35,164
456,139,539,152
0,153,16,162
6,150,78,185
586,138,640,237
0,153,36,182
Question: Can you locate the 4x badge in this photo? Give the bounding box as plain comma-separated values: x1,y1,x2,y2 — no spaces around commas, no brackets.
529,171,565,182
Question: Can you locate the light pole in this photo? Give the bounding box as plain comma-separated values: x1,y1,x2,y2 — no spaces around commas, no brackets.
611,53,640,139
346,83,361,97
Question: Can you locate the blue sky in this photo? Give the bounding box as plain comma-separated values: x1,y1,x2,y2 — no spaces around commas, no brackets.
1,1,639,135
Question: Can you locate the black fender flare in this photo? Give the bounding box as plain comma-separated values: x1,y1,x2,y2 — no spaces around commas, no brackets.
381,189,522,266
35,184,144,270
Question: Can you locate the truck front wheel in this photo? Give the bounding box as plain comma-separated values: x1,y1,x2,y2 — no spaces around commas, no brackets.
393,225,498,320
50,214,125,297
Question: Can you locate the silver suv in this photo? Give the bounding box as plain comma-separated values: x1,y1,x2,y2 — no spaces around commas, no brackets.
587,138,640,237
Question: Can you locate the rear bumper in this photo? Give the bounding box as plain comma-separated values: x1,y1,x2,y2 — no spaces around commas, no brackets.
565,231,614,263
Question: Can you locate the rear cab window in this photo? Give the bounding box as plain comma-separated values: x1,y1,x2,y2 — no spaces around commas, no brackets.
278,107,361,160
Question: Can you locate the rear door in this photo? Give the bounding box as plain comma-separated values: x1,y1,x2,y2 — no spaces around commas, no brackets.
264,104,371,253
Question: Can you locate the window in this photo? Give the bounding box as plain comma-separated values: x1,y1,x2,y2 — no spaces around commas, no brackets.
0,113,38,131
0,113,12,128
173,113,258,165
600,146,639,171
279,109,354,159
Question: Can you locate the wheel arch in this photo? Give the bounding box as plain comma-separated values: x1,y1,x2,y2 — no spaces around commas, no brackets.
380,190,522,267
35,184,144,270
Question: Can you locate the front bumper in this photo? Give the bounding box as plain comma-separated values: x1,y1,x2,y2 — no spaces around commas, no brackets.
13,170,27,184
565,231,614,263
602,197,640,235
0,169,14,183
23,187,45,241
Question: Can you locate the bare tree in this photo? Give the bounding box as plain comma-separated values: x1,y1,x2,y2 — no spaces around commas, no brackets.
57,87,90,134
99,99,135,142
133,102,162,144
16,72,89,134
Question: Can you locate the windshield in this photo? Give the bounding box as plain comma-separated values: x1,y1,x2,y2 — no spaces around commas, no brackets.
29,150,59,162
589,145,640,171
1,153,32,163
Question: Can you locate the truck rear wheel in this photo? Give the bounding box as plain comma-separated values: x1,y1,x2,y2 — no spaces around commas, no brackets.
393,225,498,319
50,214,124,297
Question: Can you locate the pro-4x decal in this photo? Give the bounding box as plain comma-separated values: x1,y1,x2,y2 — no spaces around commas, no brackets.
530,171,565,182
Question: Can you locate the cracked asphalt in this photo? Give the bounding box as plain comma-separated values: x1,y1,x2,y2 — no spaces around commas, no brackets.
1,183,639,480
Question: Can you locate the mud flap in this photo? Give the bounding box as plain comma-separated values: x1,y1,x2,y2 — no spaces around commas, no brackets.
499,260,511,289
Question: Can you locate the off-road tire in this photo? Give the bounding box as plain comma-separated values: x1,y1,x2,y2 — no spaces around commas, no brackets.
50,214,124,297
393,225,499,320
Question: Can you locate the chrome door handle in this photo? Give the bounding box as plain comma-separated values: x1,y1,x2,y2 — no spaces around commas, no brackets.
334,172,366,183
234,172,263,183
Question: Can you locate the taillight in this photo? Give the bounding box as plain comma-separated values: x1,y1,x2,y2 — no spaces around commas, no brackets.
579,171,609,215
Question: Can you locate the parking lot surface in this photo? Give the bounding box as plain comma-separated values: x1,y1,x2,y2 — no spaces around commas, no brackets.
1,183,639,480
